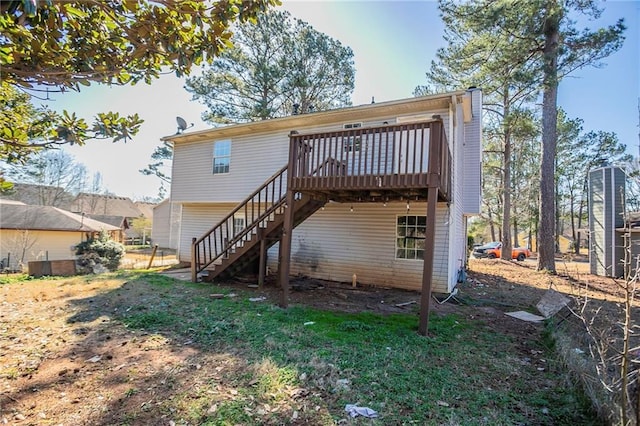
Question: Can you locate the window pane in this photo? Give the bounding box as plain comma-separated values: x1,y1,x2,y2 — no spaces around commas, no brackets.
213,140,231,174
214,140,230,156
395,215,427,260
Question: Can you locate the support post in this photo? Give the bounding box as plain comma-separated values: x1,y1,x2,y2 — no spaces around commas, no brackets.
146,244,159,269
419,188,438,335
278,190,295,307
191,237,197,282
277,132,299,308
258,229,267,288
419,119,443,335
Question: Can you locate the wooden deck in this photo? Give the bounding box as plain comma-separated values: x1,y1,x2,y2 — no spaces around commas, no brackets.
288,119,450,203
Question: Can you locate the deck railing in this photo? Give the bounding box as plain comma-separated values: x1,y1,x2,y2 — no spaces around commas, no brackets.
288,119,450,198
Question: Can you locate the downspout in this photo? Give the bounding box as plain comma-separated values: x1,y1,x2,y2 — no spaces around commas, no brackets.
450,95,460,291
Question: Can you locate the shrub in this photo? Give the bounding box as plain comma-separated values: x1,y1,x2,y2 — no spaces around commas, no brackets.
75,231,125,272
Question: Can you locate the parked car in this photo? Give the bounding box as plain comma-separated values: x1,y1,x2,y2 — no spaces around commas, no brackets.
472,241,531,261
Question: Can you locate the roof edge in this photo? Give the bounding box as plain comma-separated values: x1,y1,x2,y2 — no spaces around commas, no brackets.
162,90,470,144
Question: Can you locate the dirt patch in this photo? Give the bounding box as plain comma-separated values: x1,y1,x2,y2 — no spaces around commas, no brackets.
0,259,627,424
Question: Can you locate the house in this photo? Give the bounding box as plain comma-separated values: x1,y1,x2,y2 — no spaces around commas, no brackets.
83,215,129,243
1,182,74,207
0,199,120,270
163,89,482,333
70,193,142,217
587,165,640,278
134,201,156,220
70,193,155,244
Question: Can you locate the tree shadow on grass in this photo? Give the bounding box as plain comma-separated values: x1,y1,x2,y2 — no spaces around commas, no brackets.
1,271,604,425
1,276,336,425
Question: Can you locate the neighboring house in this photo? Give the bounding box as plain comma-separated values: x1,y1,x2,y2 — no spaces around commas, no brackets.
151,199,181,249
163,89,482,307
587,165,640,278
1,183,74,207
70,193,155,243
0,199,120,270
71,193,142,217
134,201,156,220
84,215,129,243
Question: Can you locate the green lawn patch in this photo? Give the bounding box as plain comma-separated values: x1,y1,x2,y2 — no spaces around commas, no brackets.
107,273,597,425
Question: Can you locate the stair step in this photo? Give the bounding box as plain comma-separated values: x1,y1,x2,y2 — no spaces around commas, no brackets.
195,194,324,282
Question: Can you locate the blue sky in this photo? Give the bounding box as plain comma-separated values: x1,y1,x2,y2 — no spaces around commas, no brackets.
46,1,640,200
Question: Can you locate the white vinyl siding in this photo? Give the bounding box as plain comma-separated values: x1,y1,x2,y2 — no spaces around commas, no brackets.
446,97,468,291
151,201,181,250
171,133,289,203
151,200,171,248
461,89,482,214
177,203,238,262
267,202,450,293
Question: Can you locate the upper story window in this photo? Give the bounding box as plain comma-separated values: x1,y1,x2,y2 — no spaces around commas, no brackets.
213,140,231,174
343,122,362,152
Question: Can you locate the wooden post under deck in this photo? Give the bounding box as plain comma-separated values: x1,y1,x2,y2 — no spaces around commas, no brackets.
191,237,197,282
419,188,438,335
258,229,267,288
419,120,443,335
278,190,295,307
277,133,300,308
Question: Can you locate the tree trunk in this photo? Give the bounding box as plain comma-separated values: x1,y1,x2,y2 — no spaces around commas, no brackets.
488,209,496,242
537,2,560,273
576,182,587,254
501,91,513,260
555,179,561,253
569,191,579,254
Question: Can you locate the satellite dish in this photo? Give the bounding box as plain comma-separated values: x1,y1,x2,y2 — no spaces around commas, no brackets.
176,116,194,134
176,116,189,134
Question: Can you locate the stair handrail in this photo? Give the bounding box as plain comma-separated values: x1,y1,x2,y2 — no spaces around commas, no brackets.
192,157,337,280
192,164,289,277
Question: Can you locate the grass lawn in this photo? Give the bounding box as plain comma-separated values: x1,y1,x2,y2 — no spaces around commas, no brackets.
0,271,597,425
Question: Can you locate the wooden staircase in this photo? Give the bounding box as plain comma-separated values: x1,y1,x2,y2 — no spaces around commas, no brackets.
191,165,325,282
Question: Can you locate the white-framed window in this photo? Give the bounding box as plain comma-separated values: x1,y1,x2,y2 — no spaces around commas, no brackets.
343,122,362,152
343,136,362,152
213,140,231,174
396,215,426,260
233,216,245,235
